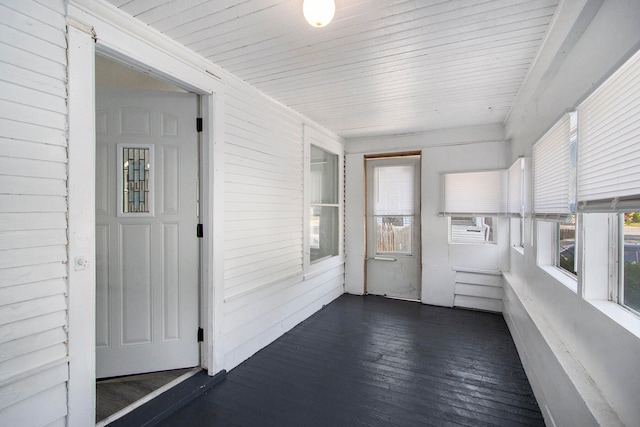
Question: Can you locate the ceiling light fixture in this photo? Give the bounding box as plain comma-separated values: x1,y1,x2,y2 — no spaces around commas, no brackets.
303,0,335,28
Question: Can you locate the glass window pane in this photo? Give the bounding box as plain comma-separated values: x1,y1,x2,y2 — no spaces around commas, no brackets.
310,205,339,263
558,220,577,276
623,212,640,313
310,145,338,205
375,216,412,254
122,147,150,213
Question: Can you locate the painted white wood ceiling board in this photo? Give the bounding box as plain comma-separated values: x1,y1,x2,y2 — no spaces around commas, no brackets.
105,0,559,139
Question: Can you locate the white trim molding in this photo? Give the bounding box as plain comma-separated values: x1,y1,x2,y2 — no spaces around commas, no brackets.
66,22,97,427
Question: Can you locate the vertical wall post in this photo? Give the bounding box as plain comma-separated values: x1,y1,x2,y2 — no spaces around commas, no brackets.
66,19,97,427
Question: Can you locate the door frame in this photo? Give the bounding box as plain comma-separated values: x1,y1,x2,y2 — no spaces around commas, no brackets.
364,154,422,298
67,3,226,425
362,151,422,295
344,151,423,297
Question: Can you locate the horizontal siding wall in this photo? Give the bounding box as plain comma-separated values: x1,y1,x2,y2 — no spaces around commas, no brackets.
0,1,69,426
222,76,344,370
453,270,504,313
224,79,304,299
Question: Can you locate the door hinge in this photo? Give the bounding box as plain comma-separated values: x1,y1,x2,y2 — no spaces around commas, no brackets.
196,117,203,132
197,223,203,238
197,327,204,342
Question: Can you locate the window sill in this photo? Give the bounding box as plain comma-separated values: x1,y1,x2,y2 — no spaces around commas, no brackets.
538,264,577,293
586,299,640,340
448,241,496,246
511,245,524,256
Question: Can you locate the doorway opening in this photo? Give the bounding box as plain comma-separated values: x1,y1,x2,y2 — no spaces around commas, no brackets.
365,153,422,301
94,55,202,424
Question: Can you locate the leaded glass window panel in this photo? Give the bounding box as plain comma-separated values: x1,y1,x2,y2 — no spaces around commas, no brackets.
117,144,154,217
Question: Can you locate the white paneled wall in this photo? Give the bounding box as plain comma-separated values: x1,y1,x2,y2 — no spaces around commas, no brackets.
345,128,508,306
1,1,345,424
222,76,344,370
224,83,304,299
0,1,69,426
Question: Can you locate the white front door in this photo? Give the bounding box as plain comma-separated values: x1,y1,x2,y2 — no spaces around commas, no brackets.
366,156,421,300
95,88,199,378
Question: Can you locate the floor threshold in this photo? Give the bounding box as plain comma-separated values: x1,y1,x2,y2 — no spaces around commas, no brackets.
97,367,225,426
383,295,421,302
96,368,200,426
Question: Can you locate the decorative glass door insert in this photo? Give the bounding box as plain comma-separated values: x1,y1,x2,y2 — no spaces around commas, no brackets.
117,144,154,216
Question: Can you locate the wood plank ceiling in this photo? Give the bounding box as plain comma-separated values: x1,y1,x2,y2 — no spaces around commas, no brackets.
105,0,559,139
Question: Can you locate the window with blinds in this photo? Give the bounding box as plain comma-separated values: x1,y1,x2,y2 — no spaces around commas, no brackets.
577,48,640,213
532,113,576,221
507,158,524,217
440,169,507,216
574,48,640,314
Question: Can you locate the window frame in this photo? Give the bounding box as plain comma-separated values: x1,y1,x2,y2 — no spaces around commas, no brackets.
575,47,640,320
371,160,418,256
536,219,578,292
508,158,525,250
615,212,640,317
303,125,344,275
439,168,506,246
556,218,577,277
510,217,524,251
532,112,578,283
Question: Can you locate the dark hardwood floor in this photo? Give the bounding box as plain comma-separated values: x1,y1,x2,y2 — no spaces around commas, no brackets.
158,295,544,427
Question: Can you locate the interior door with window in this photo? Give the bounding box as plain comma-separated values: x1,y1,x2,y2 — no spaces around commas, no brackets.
366,156,421,300
95,88,199,378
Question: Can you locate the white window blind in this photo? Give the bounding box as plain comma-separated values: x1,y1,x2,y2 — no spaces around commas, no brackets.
440,170,507,216
577,48,640,212
507,158,524,217
533,114,573,220
373,164,414,215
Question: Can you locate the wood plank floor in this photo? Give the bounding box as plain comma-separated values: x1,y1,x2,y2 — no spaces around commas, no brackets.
159,295,545,426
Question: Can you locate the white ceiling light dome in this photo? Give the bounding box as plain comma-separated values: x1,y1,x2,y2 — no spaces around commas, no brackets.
303,0,336,28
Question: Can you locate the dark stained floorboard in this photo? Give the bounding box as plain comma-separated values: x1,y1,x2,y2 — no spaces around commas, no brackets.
159,295,545,427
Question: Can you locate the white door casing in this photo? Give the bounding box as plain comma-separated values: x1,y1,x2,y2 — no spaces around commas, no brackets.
366,156,421,300
95,88,199,378
67,4,226,423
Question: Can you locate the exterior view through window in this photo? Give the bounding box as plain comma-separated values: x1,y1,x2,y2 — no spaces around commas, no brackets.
558,219,577,276
622,212,640,314
376,216,412,254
